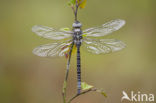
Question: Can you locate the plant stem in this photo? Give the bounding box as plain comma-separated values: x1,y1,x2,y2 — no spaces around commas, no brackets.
75,0,79,21
67,88,97,103
74,0,85,21
62,43,74,103
62,1,80,102
70,0,79,22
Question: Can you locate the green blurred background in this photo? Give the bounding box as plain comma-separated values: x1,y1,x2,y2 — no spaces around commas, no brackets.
0,0,156,103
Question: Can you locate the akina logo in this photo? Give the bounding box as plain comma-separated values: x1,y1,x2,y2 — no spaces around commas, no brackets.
121,91,154,102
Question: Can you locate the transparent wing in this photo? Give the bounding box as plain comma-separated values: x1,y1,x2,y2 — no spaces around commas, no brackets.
83,19,125,37
33,41,72,57
82,38,126,54
32,25,72,40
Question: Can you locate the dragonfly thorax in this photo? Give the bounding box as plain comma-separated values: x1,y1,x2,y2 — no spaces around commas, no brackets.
73,21,83,46
73,29,82,46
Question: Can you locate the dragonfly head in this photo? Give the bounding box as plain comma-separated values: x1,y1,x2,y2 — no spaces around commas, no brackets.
72,21,82,28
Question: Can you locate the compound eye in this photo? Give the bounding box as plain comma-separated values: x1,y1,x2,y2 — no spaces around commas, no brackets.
77,23,82,27
72,21,82,28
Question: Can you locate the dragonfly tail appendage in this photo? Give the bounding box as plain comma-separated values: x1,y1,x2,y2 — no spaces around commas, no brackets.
77,46,81,94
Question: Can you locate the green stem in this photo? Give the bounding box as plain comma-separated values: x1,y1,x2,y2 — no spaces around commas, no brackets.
62,43,74,103
67,88,97,103
62,0,80,102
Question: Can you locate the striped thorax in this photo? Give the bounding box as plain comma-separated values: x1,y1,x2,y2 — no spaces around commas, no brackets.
72,21,83,46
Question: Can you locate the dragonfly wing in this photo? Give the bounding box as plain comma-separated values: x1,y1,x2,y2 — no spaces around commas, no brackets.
33,41,72,57
83,19,125,37
32,25,72,40
82,38,126,54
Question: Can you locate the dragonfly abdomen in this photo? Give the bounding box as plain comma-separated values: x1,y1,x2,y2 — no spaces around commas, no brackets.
77,46,81,94
72,21,83,94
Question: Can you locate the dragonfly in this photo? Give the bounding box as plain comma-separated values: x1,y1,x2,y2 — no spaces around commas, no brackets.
32,19,126,94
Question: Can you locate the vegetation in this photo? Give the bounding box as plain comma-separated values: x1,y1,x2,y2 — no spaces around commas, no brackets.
62,0,106,103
